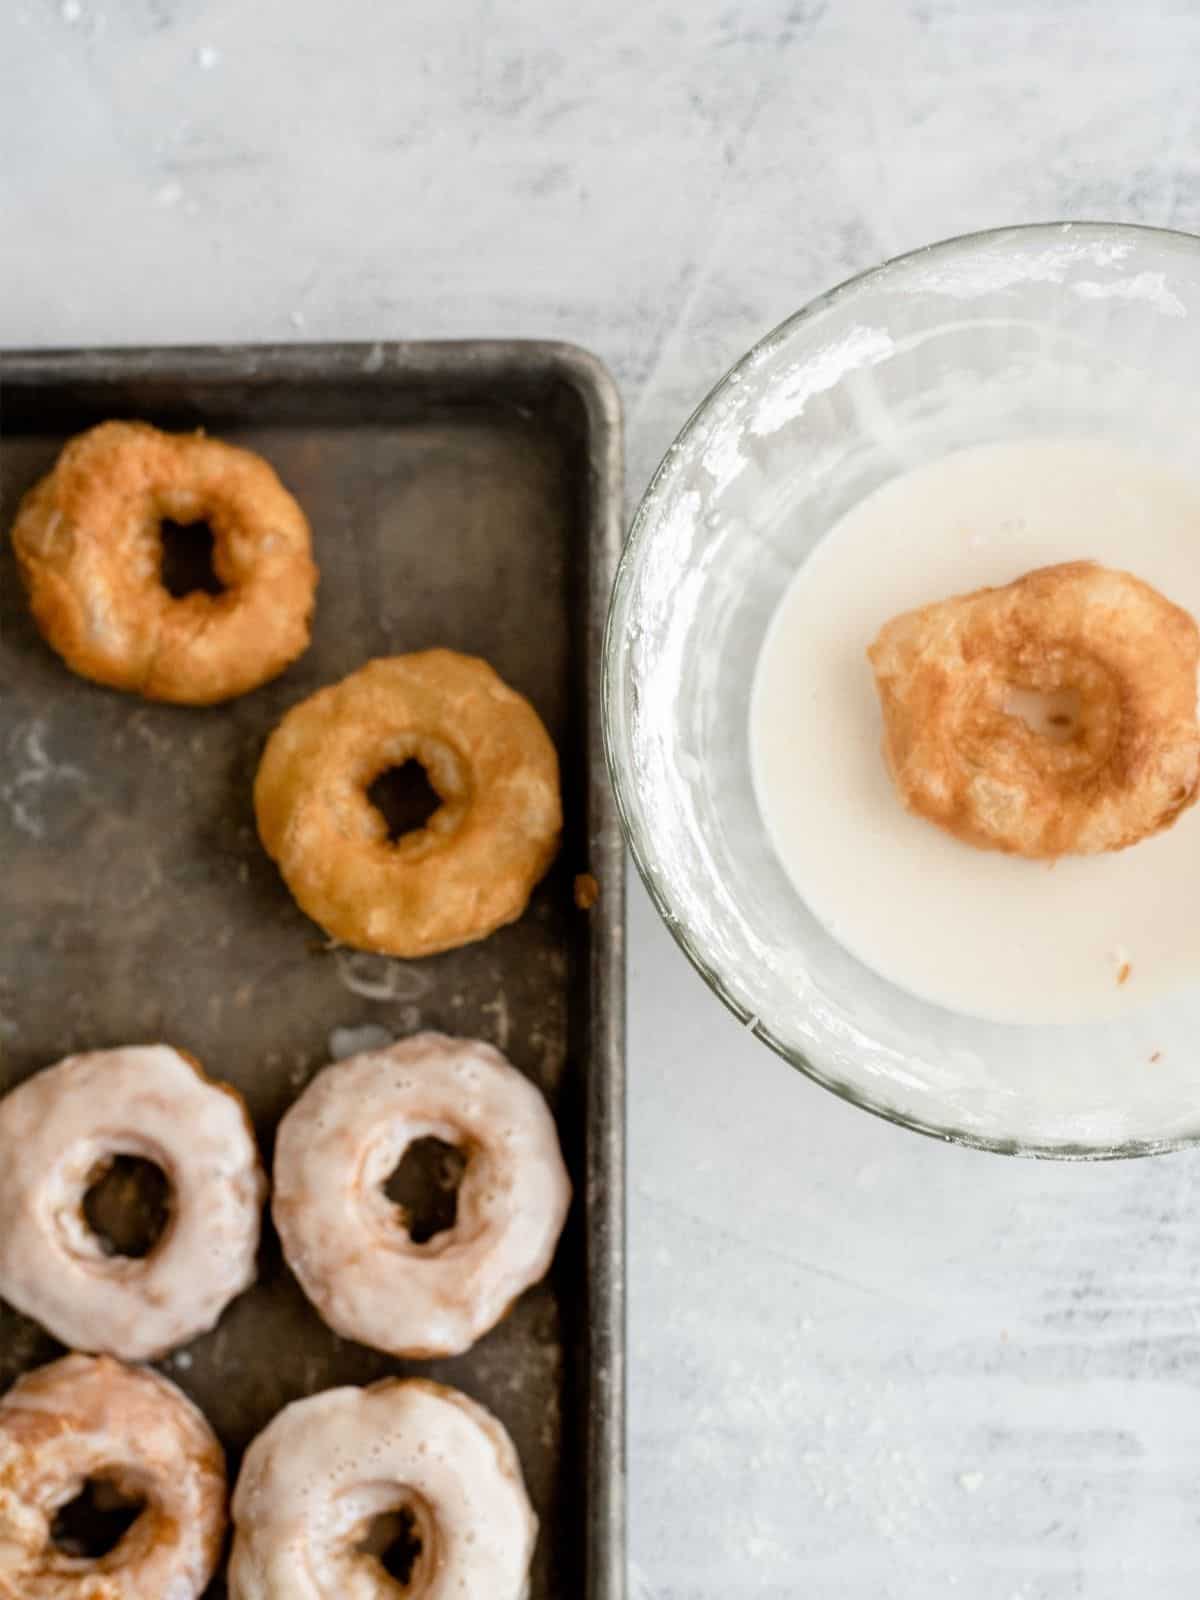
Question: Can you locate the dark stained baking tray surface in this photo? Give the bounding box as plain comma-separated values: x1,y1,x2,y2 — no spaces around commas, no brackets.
0,342,626,1600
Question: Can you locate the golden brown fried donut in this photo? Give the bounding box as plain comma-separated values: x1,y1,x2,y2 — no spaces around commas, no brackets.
868,562,1200,859
11,420,317,703
0,1354,226,1600
254,652,562,956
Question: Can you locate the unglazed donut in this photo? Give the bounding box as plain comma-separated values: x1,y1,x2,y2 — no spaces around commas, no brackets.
253,651,562,957
0,1353,226,1600
868,561,1200,858
228,1379,536,1600
11,421,317,703
272,1033,571,1358
0,1045,266,1362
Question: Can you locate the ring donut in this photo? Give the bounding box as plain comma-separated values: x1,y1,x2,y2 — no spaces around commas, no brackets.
0,1045,266,1362
272,1033,571,1358
254,651,562,957
0,1353,226,1600
868,561,1200,858
11,421,317,703
228,1379,536,1600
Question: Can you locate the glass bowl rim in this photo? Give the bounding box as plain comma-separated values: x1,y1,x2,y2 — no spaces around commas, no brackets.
602,219,1200,1162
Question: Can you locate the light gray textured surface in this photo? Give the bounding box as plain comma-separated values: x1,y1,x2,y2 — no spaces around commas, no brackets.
4,3,1200,1594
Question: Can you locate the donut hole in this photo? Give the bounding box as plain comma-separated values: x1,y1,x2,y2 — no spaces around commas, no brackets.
359,1505,428,1590
384,1136,467,1245
159,518,225,599
50,1475,146,1560
367,761,442,842
82,1154,171,1259
1004,684,1084,744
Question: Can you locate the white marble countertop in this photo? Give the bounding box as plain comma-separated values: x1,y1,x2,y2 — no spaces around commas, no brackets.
5,3,1200,1594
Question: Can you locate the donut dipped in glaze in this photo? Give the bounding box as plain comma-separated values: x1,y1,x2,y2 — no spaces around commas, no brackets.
0,1353,226,1600
228,1379,537,1600
0,1045,266,1362
868,561,1200,858
272,1033,571,1358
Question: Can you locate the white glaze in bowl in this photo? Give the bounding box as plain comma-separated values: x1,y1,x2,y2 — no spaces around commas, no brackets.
605,222,1200,1157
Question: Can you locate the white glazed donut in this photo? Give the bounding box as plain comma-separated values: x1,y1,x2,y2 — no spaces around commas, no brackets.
272,1033,571,1358
0,1353,226,1600
0,1045,266,1362
228,1379,537,1600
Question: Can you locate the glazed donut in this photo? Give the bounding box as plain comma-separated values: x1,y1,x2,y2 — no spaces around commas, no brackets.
272,1033,571,1358
228,1379,536,1600
868,561,1200,858
0,1045,266,1362
11,420,317,703
0,1353,226,1600
253,651,562,957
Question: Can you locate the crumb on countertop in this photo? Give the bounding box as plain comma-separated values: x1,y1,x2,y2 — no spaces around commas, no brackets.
574,872,600,910
1117,962,1132,986
1150,1050,1162,1063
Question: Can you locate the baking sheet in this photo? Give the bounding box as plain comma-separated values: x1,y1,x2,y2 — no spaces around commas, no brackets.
0,341,626,1599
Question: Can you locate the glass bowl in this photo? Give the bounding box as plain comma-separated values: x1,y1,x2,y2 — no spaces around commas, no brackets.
604,222,1200,1159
